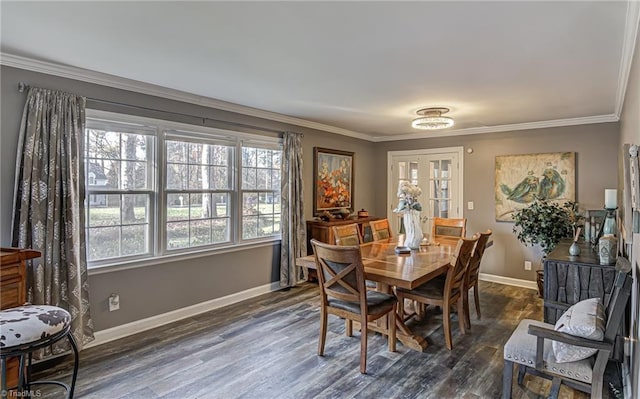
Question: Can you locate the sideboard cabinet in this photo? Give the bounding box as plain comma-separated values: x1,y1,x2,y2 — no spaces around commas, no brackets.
543,240,616,324
306,216,380,255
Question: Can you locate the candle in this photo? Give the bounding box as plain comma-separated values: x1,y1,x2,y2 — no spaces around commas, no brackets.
605,189,617,209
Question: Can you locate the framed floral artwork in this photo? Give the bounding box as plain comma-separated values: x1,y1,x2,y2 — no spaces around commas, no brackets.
313,147,354,215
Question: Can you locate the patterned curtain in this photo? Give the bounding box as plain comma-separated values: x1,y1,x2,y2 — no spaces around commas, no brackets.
280,131,306,287
12,87,94,354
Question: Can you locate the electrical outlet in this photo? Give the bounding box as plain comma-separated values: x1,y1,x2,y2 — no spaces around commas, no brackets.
467,201,474,210
109,294,120,312
524,261,532,271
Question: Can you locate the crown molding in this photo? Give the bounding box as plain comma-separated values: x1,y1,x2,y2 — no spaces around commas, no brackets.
0,52,373,141
370,114,620,142
614,0,640,117
0,52,623,144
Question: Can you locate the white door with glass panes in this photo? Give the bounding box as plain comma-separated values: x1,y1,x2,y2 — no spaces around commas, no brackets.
387,148,463,238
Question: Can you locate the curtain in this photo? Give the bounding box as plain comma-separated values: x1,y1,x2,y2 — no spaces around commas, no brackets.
280,131,306,287
12,87,94,354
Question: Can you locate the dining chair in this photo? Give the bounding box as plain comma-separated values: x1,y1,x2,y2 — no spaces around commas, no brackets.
396,236,478,350
463,229,492,330
369,219,392,241
311,239,397,374
332,223,363,246
503,258,632,399
432,217,467,241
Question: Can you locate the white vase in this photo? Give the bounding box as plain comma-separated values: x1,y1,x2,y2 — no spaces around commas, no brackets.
403,209,423,249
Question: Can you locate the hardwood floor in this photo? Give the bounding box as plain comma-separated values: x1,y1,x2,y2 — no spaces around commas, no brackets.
34,281,602,398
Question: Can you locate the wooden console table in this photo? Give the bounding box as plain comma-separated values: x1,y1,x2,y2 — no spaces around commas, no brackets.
543,240,616,324
1,247,41,390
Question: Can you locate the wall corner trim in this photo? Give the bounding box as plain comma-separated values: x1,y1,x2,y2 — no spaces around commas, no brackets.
85,281,282,349
478,273,538,290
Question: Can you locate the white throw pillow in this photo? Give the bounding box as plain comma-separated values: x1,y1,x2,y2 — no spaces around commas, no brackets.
552,297,606,363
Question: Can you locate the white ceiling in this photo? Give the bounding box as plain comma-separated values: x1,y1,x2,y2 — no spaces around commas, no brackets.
1,1,638,141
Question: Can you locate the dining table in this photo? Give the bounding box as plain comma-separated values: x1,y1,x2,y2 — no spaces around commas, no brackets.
295,236,467,352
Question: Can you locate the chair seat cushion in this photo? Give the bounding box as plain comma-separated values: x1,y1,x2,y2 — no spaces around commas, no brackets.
553,298,605,363
329,291,396,314
396,275,458,299
0,305,71,349
504,319,593,383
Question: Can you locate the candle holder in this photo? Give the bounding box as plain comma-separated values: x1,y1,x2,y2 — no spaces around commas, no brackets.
602,207,617,236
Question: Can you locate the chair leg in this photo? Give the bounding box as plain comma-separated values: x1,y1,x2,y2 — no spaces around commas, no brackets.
591,373,604,399
549,377,561,399
443,302,453,350
517,364,526,385
474,282,481,320
463,289,471,330
398,294,405,318
502,359,514,399
360,318,368,374
457,298,466,335
388,303,397,352
1,357,7,399
68,332,80,399
318,307,327,356
345,319,353,337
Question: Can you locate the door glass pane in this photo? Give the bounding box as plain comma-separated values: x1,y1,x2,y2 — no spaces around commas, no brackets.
429,160,439,179
409,161,418,185
398,162,406,179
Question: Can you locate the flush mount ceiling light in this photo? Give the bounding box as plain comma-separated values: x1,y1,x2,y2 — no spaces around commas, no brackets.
411,107,454,130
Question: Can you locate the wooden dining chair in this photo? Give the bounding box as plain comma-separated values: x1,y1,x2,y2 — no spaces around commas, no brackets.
369,219,392,241
432,217,467,241
311,239,397,374
396,236,478,350
332,223,363,246
463,229,492,330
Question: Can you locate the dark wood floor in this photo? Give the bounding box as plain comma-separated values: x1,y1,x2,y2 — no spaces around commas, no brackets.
35,281,599,398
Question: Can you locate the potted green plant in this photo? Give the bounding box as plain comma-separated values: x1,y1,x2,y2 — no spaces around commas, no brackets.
512,198,582,296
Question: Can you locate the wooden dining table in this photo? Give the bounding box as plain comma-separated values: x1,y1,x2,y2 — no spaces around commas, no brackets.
295,237,464,352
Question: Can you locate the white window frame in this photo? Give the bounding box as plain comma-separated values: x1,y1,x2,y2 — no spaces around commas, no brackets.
85,109,282,273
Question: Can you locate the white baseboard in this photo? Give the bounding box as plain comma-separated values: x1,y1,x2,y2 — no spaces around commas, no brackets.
479,273,538,290
86,281,282,349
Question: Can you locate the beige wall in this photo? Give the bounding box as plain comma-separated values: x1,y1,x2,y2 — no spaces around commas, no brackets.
0,66,376,331
373,123,620,281
619,26,640,398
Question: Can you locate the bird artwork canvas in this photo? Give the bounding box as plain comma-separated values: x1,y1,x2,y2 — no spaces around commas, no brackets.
495,152,575,222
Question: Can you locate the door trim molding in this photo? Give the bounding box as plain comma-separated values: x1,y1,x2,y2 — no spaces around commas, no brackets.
386,146,464,230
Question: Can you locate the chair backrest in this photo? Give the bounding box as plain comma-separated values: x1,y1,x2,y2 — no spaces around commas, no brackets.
369,219,392,241
432,217,467,240
465,230,492,287
332,223,363,246
444,236,478,299
311,239,366,309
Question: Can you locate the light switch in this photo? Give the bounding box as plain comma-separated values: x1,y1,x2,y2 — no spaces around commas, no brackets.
467,201,474,210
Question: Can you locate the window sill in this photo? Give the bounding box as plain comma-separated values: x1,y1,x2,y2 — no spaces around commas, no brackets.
87,238,282,276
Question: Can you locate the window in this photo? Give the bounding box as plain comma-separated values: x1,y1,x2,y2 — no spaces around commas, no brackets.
165,136,233,250
84,111,282,267
241,146,281,239
84,124,155,262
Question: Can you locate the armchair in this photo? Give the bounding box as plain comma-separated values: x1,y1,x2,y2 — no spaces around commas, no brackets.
502,258,632,399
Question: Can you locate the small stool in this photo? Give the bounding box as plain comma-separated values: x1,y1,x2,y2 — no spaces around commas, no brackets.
0,305,79,399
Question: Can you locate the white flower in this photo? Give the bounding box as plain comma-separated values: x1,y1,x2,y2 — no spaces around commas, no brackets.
394,182,422,213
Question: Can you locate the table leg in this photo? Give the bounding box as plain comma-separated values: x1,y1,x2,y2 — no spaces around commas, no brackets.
371,282,428,352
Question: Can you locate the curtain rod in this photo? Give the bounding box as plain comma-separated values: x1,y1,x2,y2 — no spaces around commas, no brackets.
17,82,285,135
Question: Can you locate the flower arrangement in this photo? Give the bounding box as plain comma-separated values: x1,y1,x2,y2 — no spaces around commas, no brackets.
393,181,423,213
